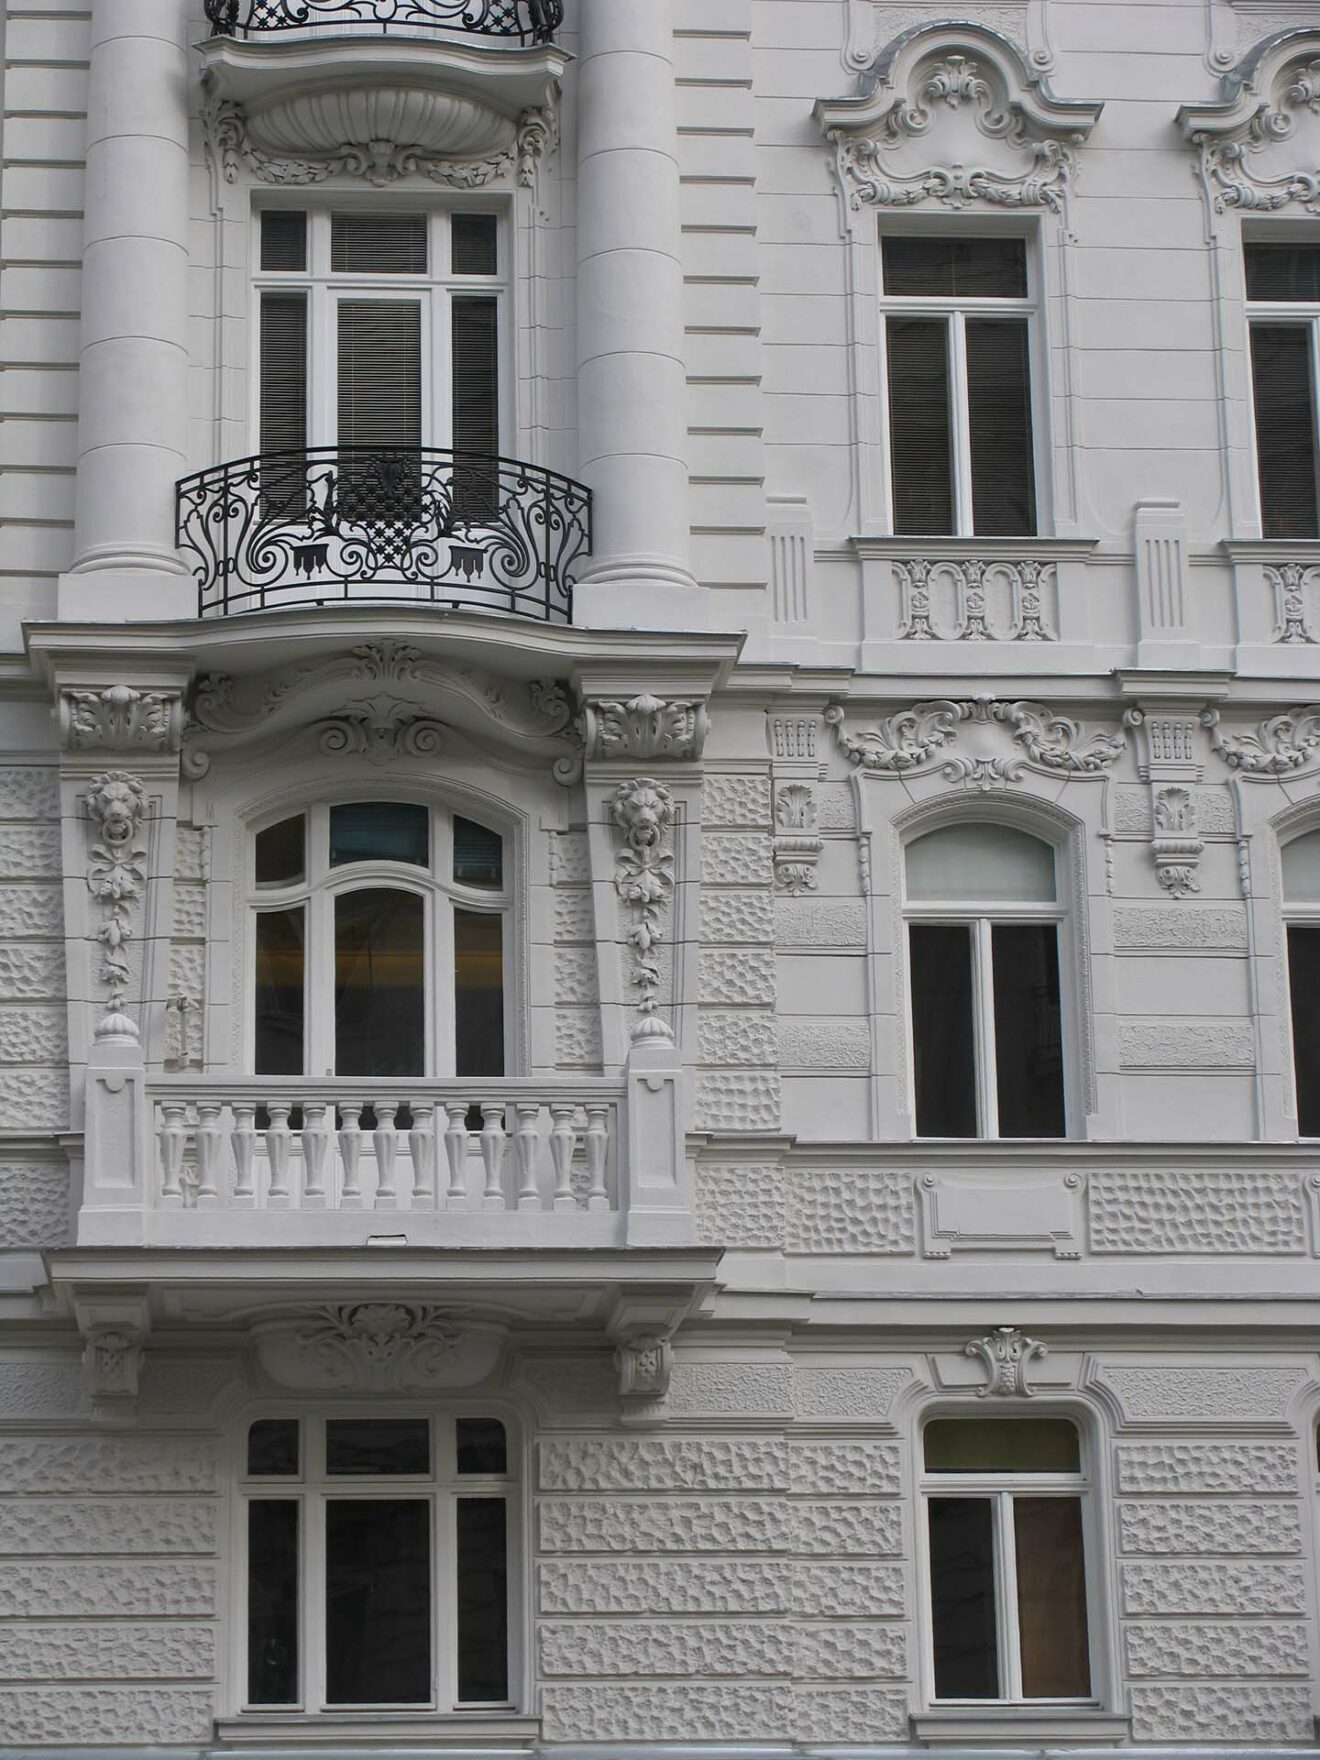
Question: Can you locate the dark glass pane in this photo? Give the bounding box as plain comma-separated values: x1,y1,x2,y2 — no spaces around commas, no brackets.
326,1418,430,1477
967,318,1036,536
255,906,305,1077
259,293,308,518
325,1499,431,1705
455,910,505,1078
331,212,428,275
454,817,504,889
330,802,429,868
910,923,977,1137
261,210,307,273
452,296,500,521
453,213,498,276
248,1418,300,1477
256,814,306,887
1251,325,1319,539
457,1498,508,1702
882,236,1027,299
925,1418,1081,1474
929,1497,999,1699
887,317,953,535
248,1499,299,1705
1015,1497,1091,1698
334,889,425,1078
457,1418,508,1476
1246,242,1320,302
1289,925,1320,1135
337,299,423,528
992,924,1065,1138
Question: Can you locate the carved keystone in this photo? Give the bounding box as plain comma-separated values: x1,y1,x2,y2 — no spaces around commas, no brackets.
966,1325,1047,1397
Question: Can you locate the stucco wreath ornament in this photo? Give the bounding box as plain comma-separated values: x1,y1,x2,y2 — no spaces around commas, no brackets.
86,772,148,1039
611,778,676,1040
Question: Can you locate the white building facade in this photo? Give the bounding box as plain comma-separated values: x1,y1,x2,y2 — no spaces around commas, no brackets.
4,0,1320,1750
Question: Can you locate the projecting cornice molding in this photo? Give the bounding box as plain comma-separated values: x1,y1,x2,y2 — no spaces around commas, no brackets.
815,21,1102,214
1180,28,1320,214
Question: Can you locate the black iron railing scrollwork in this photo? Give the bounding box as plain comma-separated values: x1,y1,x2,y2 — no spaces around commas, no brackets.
176,448,591,624
204,0,563,43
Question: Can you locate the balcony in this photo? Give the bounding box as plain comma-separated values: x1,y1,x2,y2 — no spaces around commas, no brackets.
204,0,564,45
175,448,592,623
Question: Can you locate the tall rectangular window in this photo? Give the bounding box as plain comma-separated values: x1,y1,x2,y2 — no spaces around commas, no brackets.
1246,241,1320,538
881,235,1036,536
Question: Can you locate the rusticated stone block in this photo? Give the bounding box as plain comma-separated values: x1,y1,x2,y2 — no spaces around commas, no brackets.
699,891,774,945
538,1496,791,1554
0,1006,66,1065
175,826,206,882
788,1169,915,1255
0,769,58,820
539,1619,790,1678
1120,1499,1300,1555
542,1683,795,1742
793,1365,912,1419
0,1687,214,1744
791,1440,902,1495
778,1020,871,1070
554,1009,603,1067
549,832,591,886
172,882,207,938
1129,1683,1313,1742
0,825,61,878
539,1436,790,1493
793,1562,906,1617
697,1162,786,1248
0,1622,216,1681
0,1498,217,1556
1091,1169,1306,1254
694,1069,780,1131
664,1361,794,1418
0,943,64,1001
0,1562,216,1617
0,1435,218,1494
553,890,594,943
0,1358,86,1416
0,1161,69,1249
1098,1363,1304,1424
795,1623,907,1679
702,775,772,829
794,1686,909,1742
554,947,599,1005
539,1559,789,1615
699,947,776,1005
1125,1620,1308,1677
1117,1441,1298,1495
793,1501,902,1556
0,1068,68,1129
0,884,62,939
1121,1559,1307,1616
776,898,866,947
703,833,773,888
697,1010,777,1066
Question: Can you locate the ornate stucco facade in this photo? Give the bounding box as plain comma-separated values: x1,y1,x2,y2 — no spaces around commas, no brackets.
4,0,1320,1752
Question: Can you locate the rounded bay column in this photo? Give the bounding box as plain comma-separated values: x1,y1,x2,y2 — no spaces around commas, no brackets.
574,0,698,615
70,0,190,592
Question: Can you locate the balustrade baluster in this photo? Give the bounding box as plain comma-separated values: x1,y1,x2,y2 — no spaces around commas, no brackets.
584,1102,610,1212
409,1100,437,1207
514,1102,541,1211
549,1102,578,1213
231,1102,256,1206
195,1102,223,1208
301,1102,330,1208
373,1101,400,1209
480,1103,506,1210
158,1102,188,1208
265,1102,293,1208
444,1102,469,1207
338,1104,363,1209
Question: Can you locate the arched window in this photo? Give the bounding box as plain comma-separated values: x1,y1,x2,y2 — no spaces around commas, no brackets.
904,822,1065,1138
251,800,509,1078
1282,828,1320,1134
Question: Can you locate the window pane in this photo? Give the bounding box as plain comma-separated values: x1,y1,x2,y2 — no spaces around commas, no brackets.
457,1497,508,1702
248,1419,300,1477
457,1417,508,1475
925,1418,1081,1474
887,317,954,535
910,924,977,1137
331,212,428,275
882,236,1027,298
261,210,307,273
452,295,501,521
260,291,308,465
326,1418,430,1476
338,300,423,452
454,817,504,889
966,318,1036,536
1251,324,1319,539
256,815,306,887
455,910,505,1078
334,889,425,1078
248,1500,299,1705
255,906,305,1076
992,923,1065,1138
1289,925,1320,1136
330,802,429,868
1246,241,1320,302
1014,1497,1091,1698
453,213,498,276
1283,830,1320,901
325,1500,431,1705
929,1496,999,1699
906,824,1056,903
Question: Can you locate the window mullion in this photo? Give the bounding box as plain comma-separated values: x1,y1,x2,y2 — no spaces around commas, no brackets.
998,1492,1023,1701
951,310,975,534
974,919,998,1138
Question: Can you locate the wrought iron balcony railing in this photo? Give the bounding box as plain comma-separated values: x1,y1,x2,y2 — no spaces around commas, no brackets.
204,0,563,43
175,447,591,623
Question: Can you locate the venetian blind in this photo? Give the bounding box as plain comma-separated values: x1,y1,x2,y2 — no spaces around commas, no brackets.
966,318,1036,537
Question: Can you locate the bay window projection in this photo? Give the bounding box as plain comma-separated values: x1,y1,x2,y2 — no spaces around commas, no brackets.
1283,828,1320,1135
1246,240,1320,539
905,823,1065,1138
881,235,1037,537
922,1417,1094,1705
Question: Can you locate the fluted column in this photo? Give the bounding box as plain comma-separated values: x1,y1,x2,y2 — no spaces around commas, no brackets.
68,0,191,604
574,0,699,619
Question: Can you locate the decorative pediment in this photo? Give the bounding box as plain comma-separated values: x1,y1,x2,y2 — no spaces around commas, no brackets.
816,22,1101,213
825,696,1127,787
1180,28,1320,213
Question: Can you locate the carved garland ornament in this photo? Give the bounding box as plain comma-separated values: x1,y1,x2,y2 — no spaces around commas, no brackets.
611,778,676,1041
86,772,149,1042
1201,703,1320,775
824,697,1126,785
966,1325,1047,1397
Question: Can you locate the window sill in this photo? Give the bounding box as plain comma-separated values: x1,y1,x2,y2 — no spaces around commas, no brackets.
911,1709,1130,1743
214,1714,540,1746
851,533,1100,559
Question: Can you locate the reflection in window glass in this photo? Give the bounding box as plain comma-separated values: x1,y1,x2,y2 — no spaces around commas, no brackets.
453,817,504,889
330,802,429,868
907,824,1056,903
325,1500,431,1704
456,1497,508,1702
326,1419,431,1477
1289,925,1320,1136
248,1419,300,1477
334,889,425,1077
910,924,977,1138
455,910,505,1077
992,924,1064,1138
925,1418,1081,1474
255,906,306,1076
929,1497,999,1699
1014,1497,1090,1698
456,1417,508,1476
248,1500,299,1705
256,814,306,886
452,213,498,277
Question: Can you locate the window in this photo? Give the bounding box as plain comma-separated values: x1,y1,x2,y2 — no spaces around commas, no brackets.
242,1413,515,1714
921,1417,1093,1706
905,823,1065,1138
1283,828,1320,1134
252,802,508,1077
880,235,1037,537
1245,240,1320,538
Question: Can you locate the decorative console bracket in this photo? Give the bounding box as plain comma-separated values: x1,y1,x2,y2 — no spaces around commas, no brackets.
74,1293,150,1404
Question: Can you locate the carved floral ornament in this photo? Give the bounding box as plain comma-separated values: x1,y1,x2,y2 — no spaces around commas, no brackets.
1179,30,1320,216
611,778,676,1042
86,772,149,1044
966,1326,1047,1398
60,684,186,753
254,1303,505,1393
815,23,1101,214
579,693,710,763
825,696,1127,788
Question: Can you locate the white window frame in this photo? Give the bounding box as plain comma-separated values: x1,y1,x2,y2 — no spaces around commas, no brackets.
916,1415,1101,1711
1279,827,1320,1137
232,1407,524,1719
877,224,1045,538
1244,257,1320,541
248,796,512,1079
